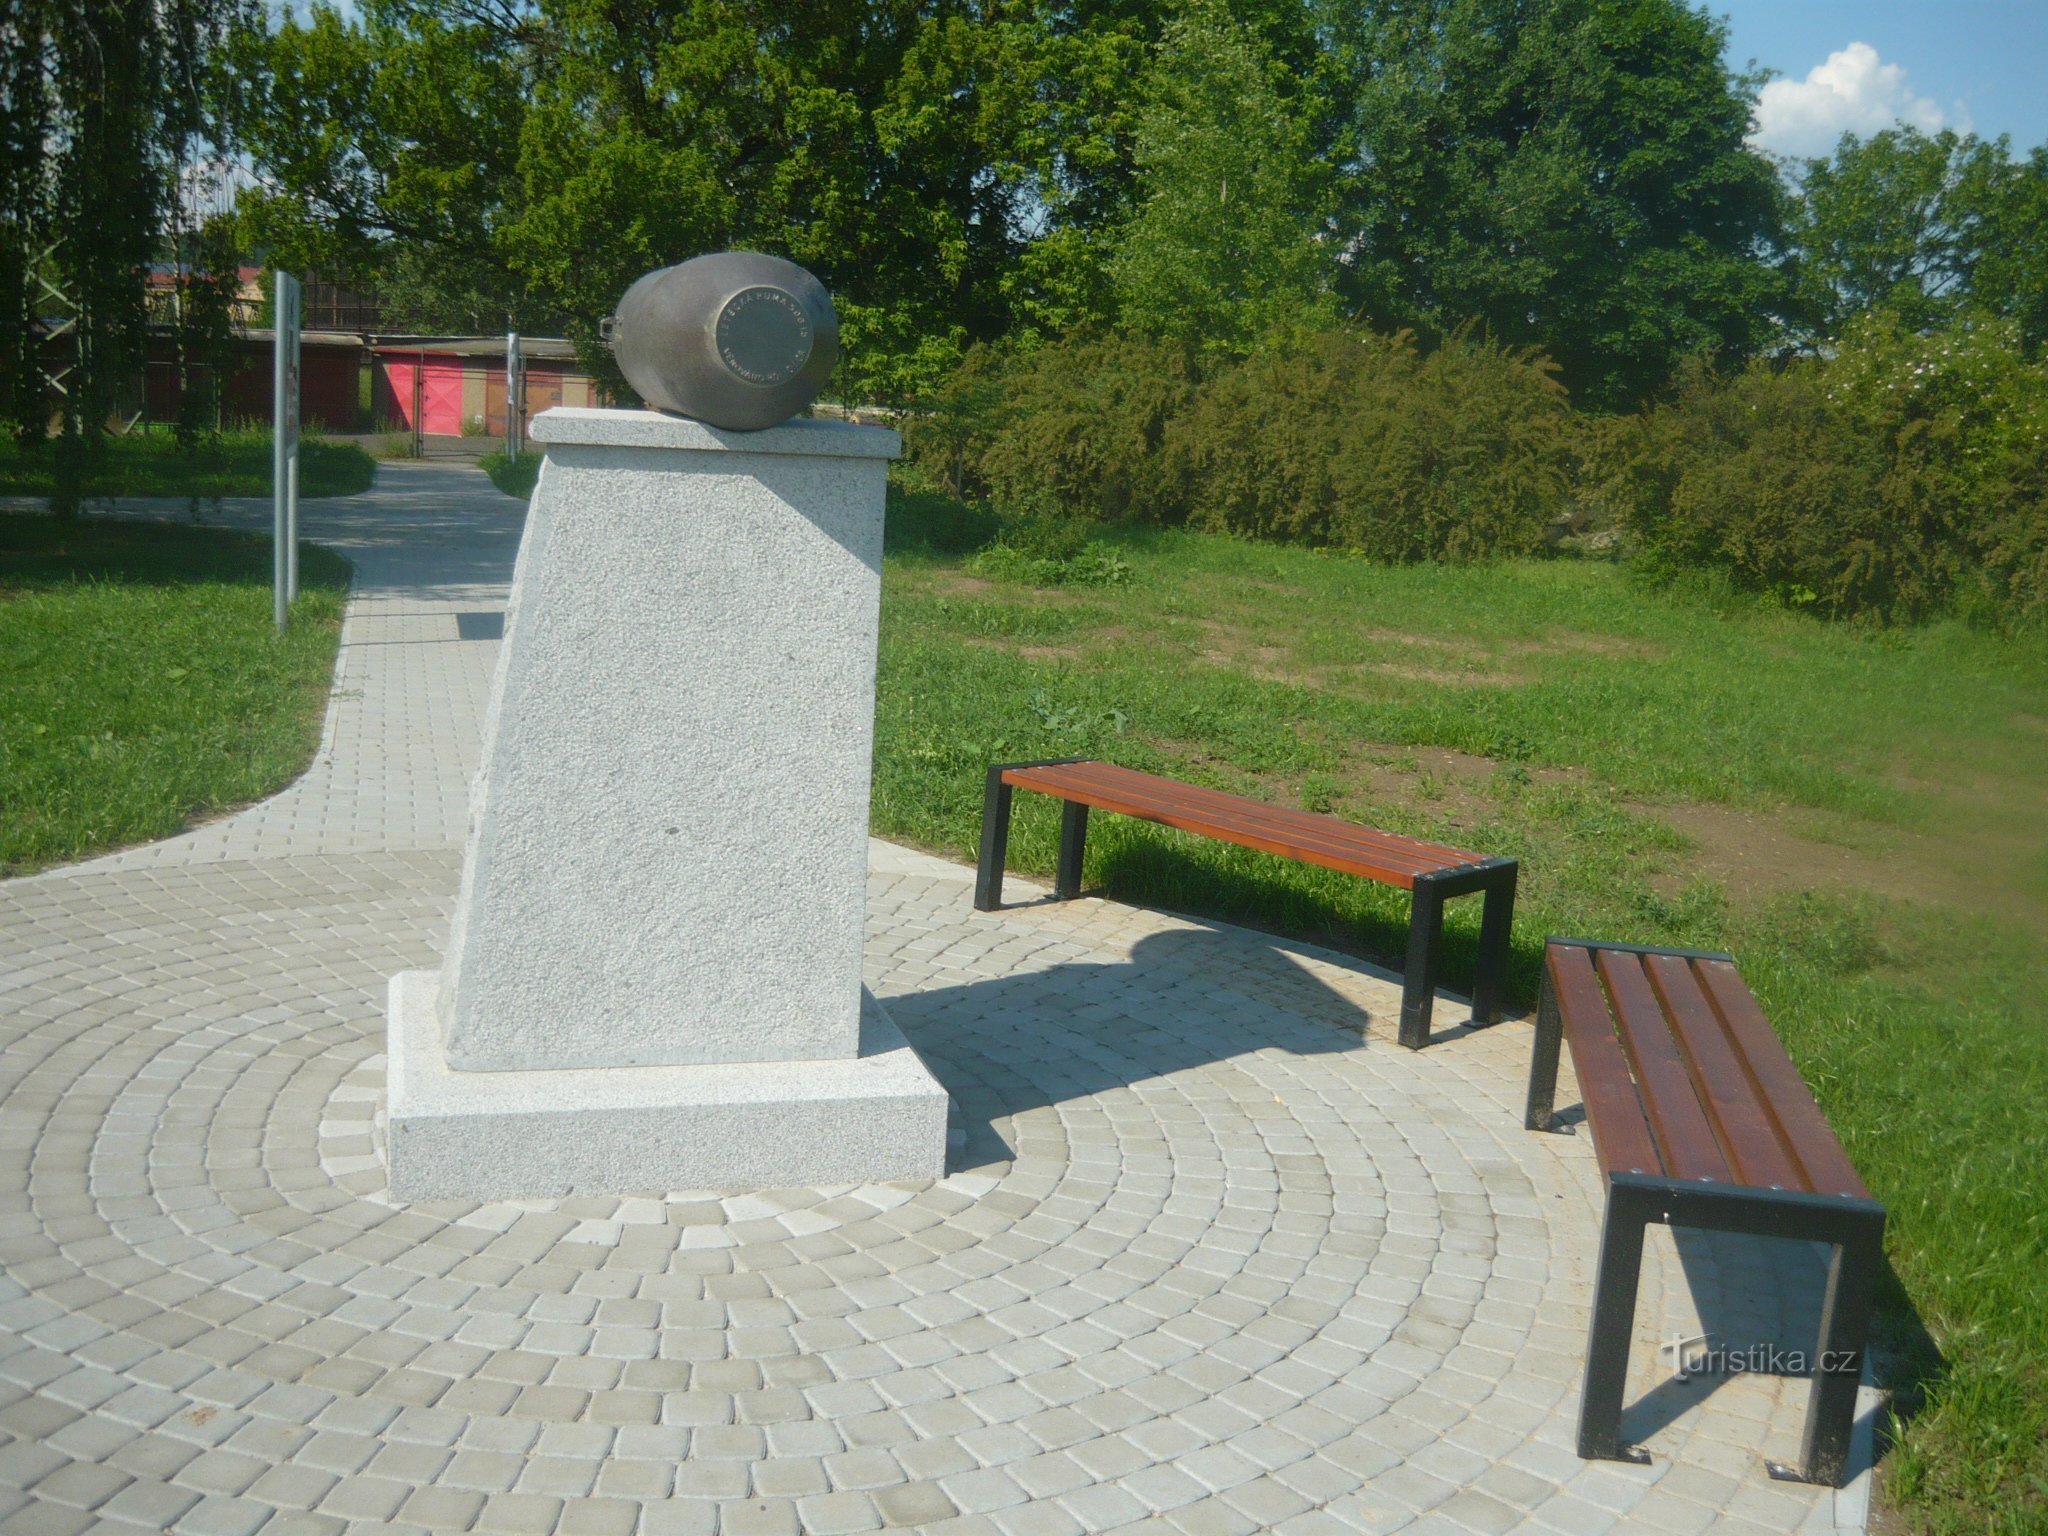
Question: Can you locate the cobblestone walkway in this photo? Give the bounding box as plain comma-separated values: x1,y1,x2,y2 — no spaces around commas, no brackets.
2,464,1873,1534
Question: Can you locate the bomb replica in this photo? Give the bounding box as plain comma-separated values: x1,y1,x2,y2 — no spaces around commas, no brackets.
607,252,840,431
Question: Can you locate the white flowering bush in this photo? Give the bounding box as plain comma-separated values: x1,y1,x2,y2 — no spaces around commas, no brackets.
1611,316,2048,624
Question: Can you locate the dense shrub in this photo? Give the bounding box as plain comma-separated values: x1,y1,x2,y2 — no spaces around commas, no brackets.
1326,330,1576,560
915,314,2048,623
1614,318,2048,623
918,324,1579,560
1153,329,1381,541
1179,324,1584,557
907,334,1198,520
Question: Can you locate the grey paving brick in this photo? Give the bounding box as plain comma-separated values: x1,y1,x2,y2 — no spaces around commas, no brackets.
794,1490,885,1535
171,1494,273,1536
872,1480,962,1526
720,1499,801,1536
392,1483,489,1530
557,1496,638,1534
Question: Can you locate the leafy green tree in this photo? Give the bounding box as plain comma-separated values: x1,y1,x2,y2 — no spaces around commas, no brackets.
1794,126,2048,351
1793,127,2009,335
238,1,1161,398
234,0,540,332
1110,0,1335,353
1978,147,2048,351
0,0,254,506
1330,0,1790,409
506,1,1130,398
0,2,51,441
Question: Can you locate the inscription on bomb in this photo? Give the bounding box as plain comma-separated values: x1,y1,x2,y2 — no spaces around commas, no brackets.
716,287,815,387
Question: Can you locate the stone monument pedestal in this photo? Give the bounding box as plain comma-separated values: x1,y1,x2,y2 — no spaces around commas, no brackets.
385,407,949,1200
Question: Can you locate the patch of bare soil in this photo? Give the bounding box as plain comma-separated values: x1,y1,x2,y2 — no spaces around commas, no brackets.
1197,643,1315,686
1366,661,1525,689
1632,800,1950,908
1336,739,2030,920
1193,621,1530,692
1192,620,1326,688
1002,641,1093,663
922,569,1093,608
1341,747,1503,841
1313,739,2021,920
1350,629,1527,688
1361,628,1474,654
1635,769,2048,927
1515,630,1664,661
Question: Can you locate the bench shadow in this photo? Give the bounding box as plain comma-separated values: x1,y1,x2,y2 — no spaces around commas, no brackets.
1086,836,1544,1023
1532,1092,1837,1447
885,922,1387,1173
1478,1152,1940,1474
1614,1225,1832,1449
1513,1100,1933,1472
1613,1235,1935,1485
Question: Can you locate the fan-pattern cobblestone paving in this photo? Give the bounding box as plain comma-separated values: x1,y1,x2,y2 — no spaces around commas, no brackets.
1,463,1872,1533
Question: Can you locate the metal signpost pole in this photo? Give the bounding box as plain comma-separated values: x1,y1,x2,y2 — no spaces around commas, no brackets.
285,277,302,602
272,274,293,631
506,332,523,460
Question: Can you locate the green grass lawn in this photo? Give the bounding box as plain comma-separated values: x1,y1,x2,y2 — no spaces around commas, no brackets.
483,449,541,500
875,488,2048,1534
0,426,377,500
0,513,350,873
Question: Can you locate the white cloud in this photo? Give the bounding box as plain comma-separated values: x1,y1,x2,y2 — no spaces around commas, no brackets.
1750,42,1963,161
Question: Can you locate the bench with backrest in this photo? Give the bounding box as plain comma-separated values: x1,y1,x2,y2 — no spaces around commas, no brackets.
1526,937,1886,1487
975,758,1518,1048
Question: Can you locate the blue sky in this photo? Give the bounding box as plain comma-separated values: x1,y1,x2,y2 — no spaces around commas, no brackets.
1718,1,2048,160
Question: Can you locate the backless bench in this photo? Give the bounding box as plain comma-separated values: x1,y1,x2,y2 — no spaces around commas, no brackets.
1526,937,1886,1486
976,758,1517,1048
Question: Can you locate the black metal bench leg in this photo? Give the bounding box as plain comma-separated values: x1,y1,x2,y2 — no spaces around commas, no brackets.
1398,875,1446,1049
1525,963,1563,1131
1580,1181,1653,1464
1790,1211,1885,1486
1055,802,1088,901
1470,862,1517,1025
974,766,1015,912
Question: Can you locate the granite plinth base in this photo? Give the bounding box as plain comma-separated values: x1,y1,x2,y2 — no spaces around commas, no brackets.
384,970,950,1200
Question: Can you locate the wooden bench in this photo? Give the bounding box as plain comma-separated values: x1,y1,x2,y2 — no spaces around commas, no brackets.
1526,938,1886,1487
975,758,1518,1048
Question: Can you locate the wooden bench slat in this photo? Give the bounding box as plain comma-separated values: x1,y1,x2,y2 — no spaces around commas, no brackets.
1008,760,1481,868
1548,946,1663,1177
1695,961,1871,1200
1594,949,1731,1184
1004,761,1482,886
1643,954,1806,1192
1011,760,1473,874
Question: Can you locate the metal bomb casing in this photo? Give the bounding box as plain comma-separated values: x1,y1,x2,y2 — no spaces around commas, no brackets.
607,252,840,431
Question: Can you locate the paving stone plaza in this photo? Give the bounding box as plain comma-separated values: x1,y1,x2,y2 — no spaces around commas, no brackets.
2,463,1876,1534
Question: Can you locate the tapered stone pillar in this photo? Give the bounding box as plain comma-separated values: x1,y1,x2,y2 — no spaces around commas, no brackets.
384,406,949,1199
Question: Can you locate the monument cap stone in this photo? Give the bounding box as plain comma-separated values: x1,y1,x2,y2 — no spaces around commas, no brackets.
607,251,840,431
